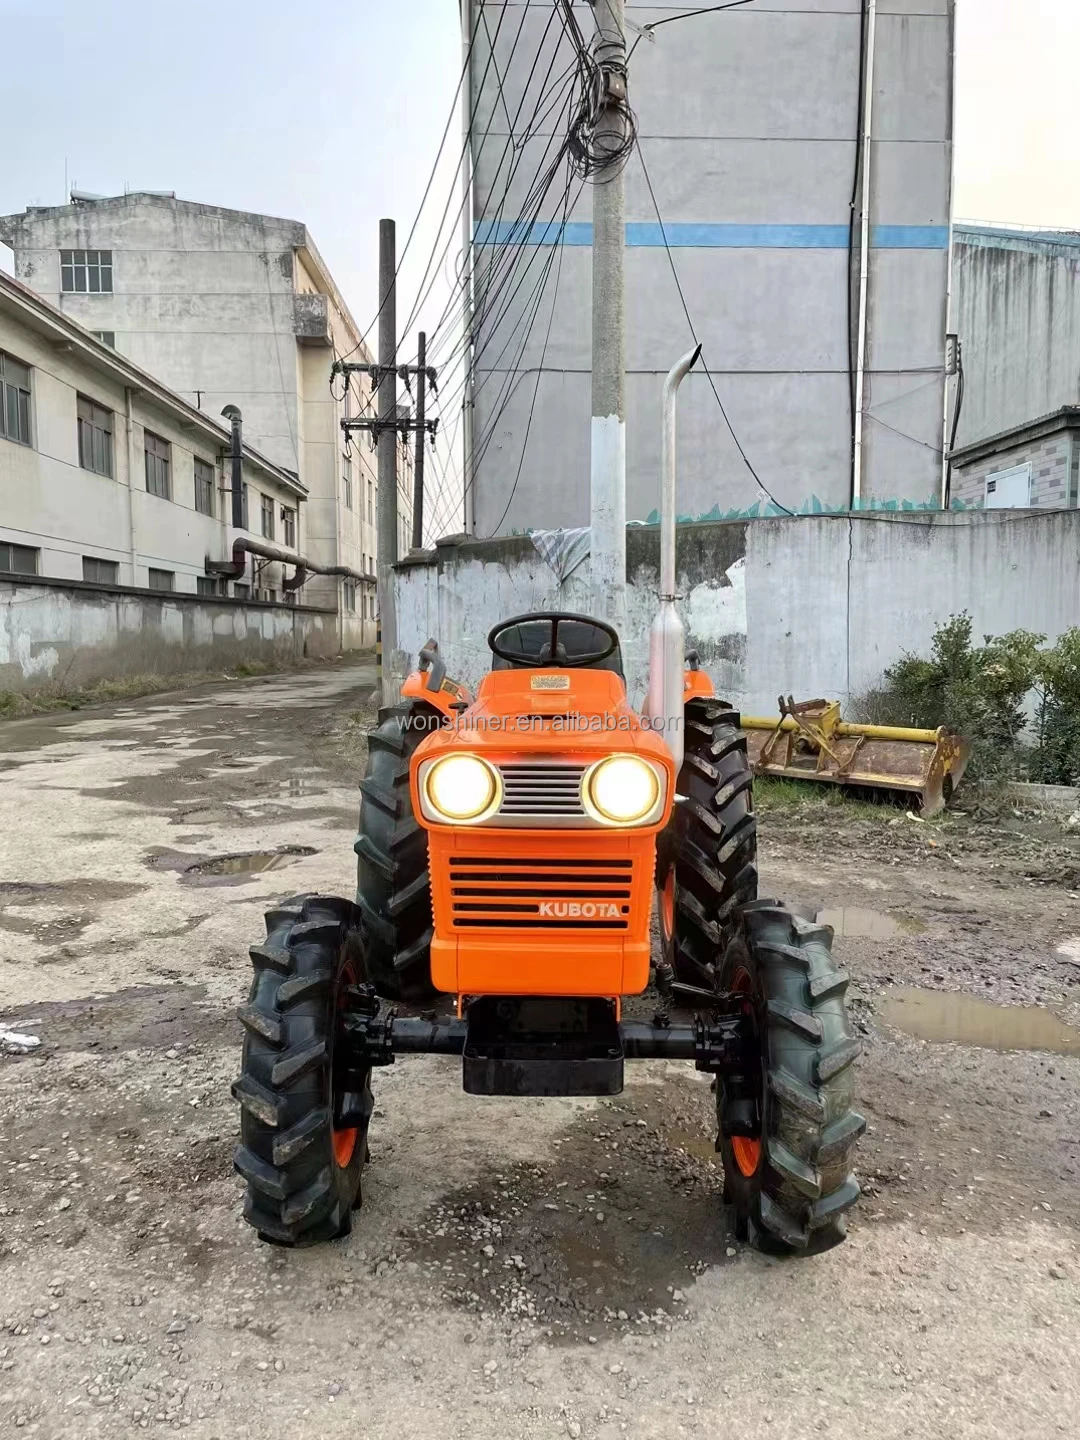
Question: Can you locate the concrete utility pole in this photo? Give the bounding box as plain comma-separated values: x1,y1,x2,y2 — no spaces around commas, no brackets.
589,0,628,634
411,331,428,550
377,217,400,705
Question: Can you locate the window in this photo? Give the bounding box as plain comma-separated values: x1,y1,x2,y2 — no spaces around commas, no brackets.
233,582,250,599
0,351,32,447
60,249,112,294
93,331,115,348
343,578,356,612
366,479,374,524
260,493,275,540
241,483,249,530
282,506,296,548
197,575,223,596
77,395,113,477
147,568,174,592
144,430,171,499
343,453,353,510
194,457,215,517
82,556,119,585
0,542,38,574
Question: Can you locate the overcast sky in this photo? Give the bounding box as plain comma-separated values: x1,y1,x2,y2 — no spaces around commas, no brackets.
1,0,1078,329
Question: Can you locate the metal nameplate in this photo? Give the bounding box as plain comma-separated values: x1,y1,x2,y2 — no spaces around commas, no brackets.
530,675,571,691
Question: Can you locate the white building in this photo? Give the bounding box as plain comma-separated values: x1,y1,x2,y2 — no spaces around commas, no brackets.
0,192,406,642
0,269,314,606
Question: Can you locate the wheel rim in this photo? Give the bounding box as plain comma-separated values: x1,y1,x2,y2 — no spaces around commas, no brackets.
331,953,359,1170
660,869,675,942
730,964,762,1178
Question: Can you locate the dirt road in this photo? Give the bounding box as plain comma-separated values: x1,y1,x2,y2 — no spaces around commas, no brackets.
1,666,1078,1439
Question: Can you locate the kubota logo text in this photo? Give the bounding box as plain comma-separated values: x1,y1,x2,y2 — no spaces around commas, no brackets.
537,901,621,918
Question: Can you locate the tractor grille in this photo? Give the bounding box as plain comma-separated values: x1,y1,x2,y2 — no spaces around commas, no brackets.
495,762,587,821
448,855,634,930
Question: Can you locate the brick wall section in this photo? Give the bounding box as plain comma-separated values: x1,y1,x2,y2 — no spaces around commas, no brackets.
953,432,1074,508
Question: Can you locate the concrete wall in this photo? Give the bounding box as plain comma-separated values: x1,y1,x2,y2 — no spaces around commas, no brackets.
0,300,304,596
466,0,954,532
0,576,338,696
951,228,1080,449
395,510,1080,717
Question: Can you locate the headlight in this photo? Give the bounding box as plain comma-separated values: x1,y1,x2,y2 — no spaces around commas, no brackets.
585,755,661,825
423,754,500,822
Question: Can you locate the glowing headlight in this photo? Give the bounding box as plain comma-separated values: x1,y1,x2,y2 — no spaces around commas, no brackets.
585,755,661,825
424,754,499,822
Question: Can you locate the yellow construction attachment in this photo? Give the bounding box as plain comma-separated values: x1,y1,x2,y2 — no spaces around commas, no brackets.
742,697,970,815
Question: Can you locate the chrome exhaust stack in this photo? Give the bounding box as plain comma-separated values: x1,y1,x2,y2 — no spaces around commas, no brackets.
644,344,700,772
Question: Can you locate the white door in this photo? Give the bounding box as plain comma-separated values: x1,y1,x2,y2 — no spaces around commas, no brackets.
985,463,1031,508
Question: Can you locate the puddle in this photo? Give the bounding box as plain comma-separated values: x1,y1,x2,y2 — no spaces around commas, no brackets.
816,906,925,939
882,986,1080,1056
186,846,317,878
277,777,325,798
0,982,228,1054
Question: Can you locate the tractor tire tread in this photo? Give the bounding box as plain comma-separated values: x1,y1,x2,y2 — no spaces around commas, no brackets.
718,903,864,1256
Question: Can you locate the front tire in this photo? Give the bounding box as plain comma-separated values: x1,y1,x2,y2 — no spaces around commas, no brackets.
717,901,865,1254
232,894,372,1247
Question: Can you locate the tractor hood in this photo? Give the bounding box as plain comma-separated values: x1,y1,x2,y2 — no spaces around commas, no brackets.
417,668,674,764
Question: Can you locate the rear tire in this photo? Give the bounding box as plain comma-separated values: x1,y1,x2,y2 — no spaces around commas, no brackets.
660,697,758,988
355,703,439,1004
232,894,372,1247
717,901,865,1254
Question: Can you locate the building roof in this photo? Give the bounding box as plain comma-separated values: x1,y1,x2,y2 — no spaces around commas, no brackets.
954,223,1080,257
0,191,372,365
948,404,1080,467
0,268,308,498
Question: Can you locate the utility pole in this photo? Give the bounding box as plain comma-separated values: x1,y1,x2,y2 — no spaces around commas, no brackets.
589,0,628,634
412,331,428,550
377,218,400,705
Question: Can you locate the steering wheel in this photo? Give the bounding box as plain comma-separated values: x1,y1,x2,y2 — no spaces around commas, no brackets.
487,611,620,670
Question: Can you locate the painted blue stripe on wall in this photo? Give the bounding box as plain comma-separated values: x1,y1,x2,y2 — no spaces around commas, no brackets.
473,220,950,250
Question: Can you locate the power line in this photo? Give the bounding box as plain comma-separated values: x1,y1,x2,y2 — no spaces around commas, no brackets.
635,135,793,516
483,178,575,537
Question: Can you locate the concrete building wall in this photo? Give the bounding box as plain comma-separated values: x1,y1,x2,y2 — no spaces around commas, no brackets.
0,195,390,647
0,296,305,597
395,510,1079,717
0,576,338,696
466,0,954,533
951,227,1080,450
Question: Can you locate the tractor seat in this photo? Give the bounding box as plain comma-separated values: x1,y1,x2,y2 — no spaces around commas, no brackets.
489,613,624,679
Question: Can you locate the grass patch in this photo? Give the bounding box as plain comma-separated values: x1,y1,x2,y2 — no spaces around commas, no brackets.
753,774,912,823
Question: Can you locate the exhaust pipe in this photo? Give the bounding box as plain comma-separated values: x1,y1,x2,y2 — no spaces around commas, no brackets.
644,344,700,772
221,404,244,531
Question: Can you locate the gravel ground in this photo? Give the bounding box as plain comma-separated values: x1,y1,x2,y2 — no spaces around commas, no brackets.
1,664,1078,1439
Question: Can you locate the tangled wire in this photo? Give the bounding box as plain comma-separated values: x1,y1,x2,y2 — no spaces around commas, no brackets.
559,0,638,180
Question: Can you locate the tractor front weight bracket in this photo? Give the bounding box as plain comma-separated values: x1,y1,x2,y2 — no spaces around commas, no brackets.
340,989,756,1098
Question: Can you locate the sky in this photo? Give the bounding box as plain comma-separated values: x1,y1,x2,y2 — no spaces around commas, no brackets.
2,0,1079,331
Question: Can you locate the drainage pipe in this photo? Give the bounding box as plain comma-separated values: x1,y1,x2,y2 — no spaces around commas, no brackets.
850,0,877,507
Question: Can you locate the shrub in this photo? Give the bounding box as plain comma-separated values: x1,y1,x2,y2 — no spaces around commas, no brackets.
855,613,1044,782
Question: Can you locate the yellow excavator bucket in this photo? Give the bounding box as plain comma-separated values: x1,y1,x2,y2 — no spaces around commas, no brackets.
741,697,970,815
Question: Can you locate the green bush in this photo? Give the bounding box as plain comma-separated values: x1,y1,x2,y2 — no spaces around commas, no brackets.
856,615,1080,786
1032,628,1080,787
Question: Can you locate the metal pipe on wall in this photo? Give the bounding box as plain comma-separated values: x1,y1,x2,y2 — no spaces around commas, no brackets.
851,0,877,507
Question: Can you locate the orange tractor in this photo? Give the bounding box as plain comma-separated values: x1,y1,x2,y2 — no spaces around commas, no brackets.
232,351,864,1255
